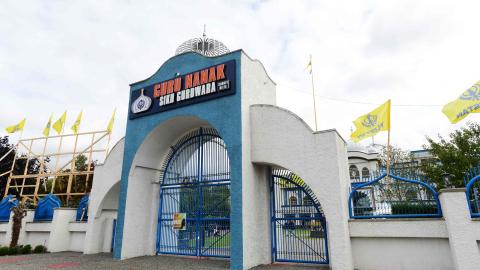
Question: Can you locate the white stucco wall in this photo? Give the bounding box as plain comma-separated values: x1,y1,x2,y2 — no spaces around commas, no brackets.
18,208,82,251
250,104,354,270
349,218,448,238
84,138,124,254
120,116,213,259
351,237,453,270
439,189,480,270
240,52,276,269
349,219,453,270
48,209,77,252
0,213,13,246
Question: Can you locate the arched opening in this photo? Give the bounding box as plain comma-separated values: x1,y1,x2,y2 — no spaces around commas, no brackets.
349,165,360,180
156,127,230,258
362,167,370,180
270,168,328,264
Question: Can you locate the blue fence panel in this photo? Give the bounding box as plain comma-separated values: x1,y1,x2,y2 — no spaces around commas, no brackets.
76,195,89,221
466,175,480,218
34,193,61,221
0,195,18,222
349,173,442,219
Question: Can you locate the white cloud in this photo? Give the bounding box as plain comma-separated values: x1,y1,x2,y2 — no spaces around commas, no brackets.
1,0,479,155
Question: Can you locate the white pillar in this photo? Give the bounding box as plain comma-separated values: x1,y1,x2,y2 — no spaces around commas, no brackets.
439,188,480,270
48,209,76,252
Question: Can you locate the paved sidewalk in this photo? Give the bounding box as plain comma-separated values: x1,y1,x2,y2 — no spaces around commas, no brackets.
0,252,328,270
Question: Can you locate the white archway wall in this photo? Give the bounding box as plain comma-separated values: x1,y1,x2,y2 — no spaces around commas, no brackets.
120,116,214,259
84,138,124,254
250,104,354,270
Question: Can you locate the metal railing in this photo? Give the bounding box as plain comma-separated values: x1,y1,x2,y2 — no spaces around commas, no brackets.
465,175,480,218
349,173,442,219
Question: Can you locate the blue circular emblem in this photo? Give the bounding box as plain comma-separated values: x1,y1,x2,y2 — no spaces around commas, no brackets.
460,86,480,101
137,100,145,109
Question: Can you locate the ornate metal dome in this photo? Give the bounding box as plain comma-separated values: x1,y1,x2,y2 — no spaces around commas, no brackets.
175,27,230,57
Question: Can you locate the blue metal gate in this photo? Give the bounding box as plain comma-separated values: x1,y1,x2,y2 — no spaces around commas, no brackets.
271,169,328,264
156,128,230,258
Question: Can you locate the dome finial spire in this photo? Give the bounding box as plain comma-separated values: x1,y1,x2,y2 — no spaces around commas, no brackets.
175,27,230,57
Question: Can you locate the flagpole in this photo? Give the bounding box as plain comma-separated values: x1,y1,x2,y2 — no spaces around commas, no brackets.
386,129,391,175
309,54,319,131
105,108,115,158
51,114,66,193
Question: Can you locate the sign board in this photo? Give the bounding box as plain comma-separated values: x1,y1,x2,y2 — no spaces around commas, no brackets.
129,60,236,119
172,213,186,230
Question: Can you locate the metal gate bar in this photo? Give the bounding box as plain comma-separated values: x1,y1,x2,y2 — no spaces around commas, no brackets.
271,169,328,264
157,128,230,258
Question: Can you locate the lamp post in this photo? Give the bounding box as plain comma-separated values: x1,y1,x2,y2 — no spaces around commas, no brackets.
441,172,455,188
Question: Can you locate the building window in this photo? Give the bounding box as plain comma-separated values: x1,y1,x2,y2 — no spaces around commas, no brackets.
289,196,298,206
303,196,313,205
349,165,360,180
362,167,370,180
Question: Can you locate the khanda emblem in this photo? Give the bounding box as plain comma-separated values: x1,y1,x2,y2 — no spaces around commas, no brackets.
131,88,152,114
361,114,377,128
460,83,480,101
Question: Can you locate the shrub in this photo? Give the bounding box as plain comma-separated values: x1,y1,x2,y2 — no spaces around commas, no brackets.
33,245,47,253
0,246,9,256
391,202,437,215
7,246,18,255
21,245,32,254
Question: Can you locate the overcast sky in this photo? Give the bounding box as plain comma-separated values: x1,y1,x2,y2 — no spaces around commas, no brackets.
1,0,480,155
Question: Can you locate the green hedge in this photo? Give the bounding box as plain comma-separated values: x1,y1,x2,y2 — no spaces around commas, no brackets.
33,245,47,253
0,244,44,256
391,202,437,215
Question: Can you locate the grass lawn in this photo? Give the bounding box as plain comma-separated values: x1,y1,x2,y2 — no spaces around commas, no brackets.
186,233,230,248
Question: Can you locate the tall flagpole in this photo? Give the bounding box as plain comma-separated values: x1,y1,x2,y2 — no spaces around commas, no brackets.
386,129,391,175
386,101,392,175
51,114,66,193
309,54,318,131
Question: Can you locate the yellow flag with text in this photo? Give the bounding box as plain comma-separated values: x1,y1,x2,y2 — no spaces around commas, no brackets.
42,114,53,137
71,110,83,134
442,81,480,124
5,118,26,134
351,100,391,143
305,57,312,74
107,109,116,133
52,111,66,134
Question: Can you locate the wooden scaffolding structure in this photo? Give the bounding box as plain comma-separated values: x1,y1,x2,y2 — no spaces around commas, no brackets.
2,130,111,205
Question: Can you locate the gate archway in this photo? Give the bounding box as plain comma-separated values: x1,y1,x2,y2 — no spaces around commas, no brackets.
156,128,230,258
271,168,329,264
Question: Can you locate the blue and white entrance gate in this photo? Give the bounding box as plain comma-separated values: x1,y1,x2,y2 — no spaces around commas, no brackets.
156,128,231,258
271,169,329,264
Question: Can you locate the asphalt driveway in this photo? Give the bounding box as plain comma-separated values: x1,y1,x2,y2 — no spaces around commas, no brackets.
0,252,328,270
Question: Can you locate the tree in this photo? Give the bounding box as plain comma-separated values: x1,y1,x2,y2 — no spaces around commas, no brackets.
423,122,480,188
45,154,96,206
0,136,16,196
378,145,415,171
377,145,424,203
10,199,29,248
0,136,48,199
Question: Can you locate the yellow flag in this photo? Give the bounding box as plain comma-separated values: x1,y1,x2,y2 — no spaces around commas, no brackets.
43,114,53,137
305,56,312,74
5,118,26,134
71,110,83,134
351,100,391,143
52,111,66,134
442,81,480,124
107,109,116,133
